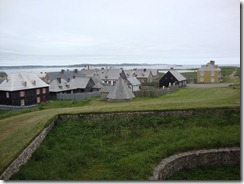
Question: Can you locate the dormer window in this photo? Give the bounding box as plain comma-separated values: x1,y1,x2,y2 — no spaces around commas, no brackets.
22,81,27,86
57,78,61,83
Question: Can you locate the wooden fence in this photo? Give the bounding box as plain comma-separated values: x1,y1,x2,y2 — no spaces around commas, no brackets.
134,86,179,97
57,91,100,100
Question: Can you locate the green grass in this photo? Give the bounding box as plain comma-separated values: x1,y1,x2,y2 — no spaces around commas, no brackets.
0,86,240,175
167,164,240,180
10,111,240,180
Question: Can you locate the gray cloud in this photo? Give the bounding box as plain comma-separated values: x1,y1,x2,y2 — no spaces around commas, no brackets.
0,0,240,65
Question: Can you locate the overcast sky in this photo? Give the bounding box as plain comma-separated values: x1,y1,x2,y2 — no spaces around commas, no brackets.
0,0,240,66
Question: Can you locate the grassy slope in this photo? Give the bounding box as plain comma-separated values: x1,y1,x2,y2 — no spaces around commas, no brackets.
10,112,240,180
0,86,240,174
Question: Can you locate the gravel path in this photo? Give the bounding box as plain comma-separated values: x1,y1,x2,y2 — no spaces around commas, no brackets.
187,83,236,88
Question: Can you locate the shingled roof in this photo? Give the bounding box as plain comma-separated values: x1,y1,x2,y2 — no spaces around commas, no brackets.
168,70,186,81
107,77,135,101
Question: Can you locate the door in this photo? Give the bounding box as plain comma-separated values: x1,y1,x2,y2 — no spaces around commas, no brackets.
20,99,25,106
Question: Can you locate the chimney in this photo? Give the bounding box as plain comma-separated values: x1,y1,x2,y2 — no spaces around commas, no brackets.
210,60,215,65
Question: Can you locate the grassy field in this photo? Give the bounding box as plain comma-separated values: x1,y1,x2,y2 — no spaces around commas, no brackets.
167,164,240,180
10,111,240,180
0,86,240,175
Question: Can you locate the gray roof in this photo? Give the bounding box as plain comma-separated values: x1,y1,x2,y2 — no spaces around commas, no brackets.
49,77,92,92
98,69,124,80
126,77,141,86
168,70,186,81
49,78,76,92
0,78,5,84
45,69,86,83
70,77,91,89
107,77,135,100
125,69,152,78
0,73,49,91
149,69,159,76
81,69,98,77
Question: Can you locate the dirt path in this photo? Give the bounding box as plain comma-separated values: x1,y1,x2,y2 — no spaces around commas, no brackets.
187,83,235,88
229,70,237,78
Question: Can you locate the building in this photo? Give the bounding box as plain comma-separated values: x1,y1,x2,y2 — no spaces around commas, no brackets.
48,77,95,97
125,69,153,83
126,77,141,92
0,73,49,106
159,70,187,88
98,68,127,85
107,77,135,101
42,69,86,84
197,61,222,83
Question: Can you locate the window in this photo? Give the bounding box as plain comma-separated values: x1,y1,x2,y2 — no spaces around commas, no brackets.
36,97,41,103
19,91,25,97
211,71,215,76
6,92,9,98
200,71,204,76
42,88,46,94
36,89,40,95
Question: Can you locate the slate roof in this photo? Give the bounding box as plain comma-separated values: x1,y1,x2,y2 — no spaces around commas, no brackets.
0,73,49,91
45,69,86,83
98,69,124,80
168,70,186,82
0,78,5,84
107,77,135,100
81,69,98,77
49,77,92,92
126,77,141,86
49,78,76,92
125,69,152,78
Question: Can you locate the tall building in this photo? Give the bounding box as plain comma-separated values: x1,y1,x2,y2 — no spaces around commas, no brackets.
197,61,222,83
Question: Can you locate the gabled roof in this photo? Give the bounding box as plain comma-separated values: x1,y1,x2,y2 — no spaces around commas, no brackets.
126,77,141,86
107,77,135,100
124,69,152,78
81,69,98,77
49,78,76,92
69,77,91,89
98,69,124,80
168,70,186,81
49,77,93,92
149,69,159,76
46,70,86,83
0,73,49,91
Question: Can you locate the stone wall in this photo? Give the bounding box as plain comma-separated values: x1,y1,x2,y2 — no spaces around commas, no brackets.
58,108,239,121
0,108,239,180
0,120,56,180
150,147,240,180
